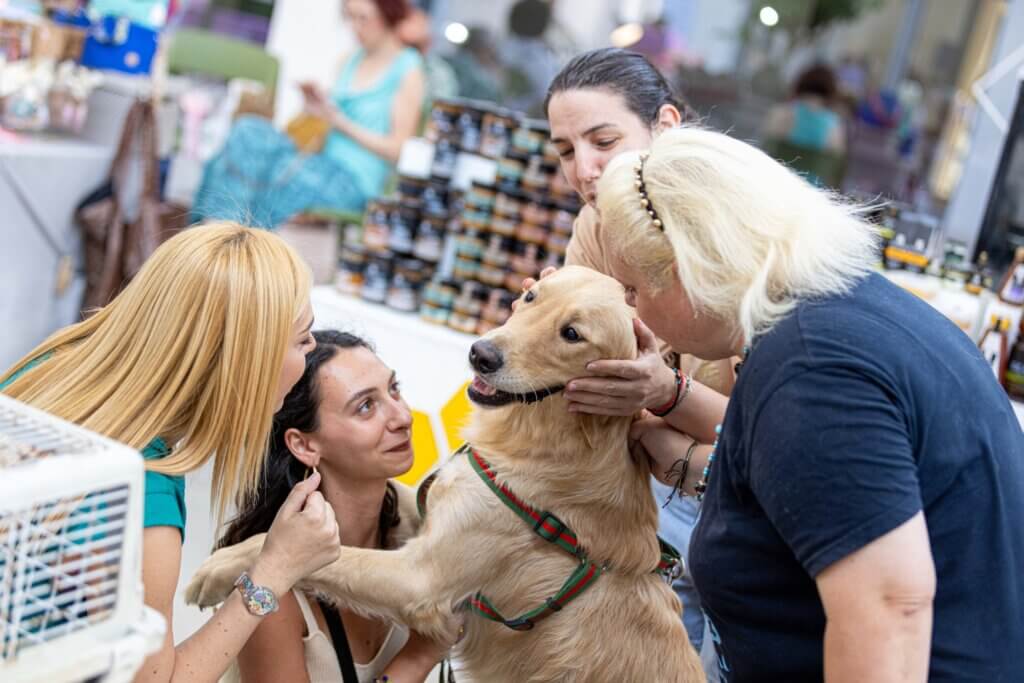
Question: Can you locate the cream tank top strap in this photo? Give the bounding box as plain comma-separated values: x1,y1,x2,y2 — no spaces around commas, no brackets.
293,590,411,683
293,590,348,683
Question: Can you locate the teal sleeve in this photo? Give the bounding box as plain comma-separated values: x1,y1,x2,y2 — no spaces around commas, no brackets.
143,470,187,541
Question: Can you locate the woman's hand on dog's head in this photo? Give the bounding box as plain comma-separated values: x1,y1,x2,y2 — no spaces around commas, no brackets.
565,319,678,417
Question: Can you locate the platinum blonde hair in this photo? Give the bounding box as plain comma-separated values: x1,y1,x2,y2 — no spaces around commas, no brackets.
597,126,878,343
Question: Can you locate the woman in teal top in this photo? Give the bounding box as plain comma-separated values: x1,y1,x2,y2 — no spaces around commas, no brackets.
762,64,847,187
193,0,426,229
1,224,343,683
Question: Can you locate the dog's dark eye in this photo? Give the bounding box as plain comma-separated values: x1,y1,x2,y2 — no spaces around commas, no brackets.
561,326,583,343
524,290,536,304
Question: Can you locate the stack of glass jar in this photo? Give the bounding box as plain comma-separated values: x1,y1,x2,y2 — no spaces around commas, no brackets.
336,174,452,313
427,109,581,336
337,98,582,335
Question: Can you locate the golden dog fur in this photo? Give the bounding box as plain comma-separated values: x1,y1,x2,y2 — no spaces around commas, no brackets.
186,266,704,682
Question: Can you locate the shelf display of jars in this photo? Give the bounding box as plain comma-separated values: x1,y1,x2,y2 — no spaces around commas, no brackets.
338,98,582,335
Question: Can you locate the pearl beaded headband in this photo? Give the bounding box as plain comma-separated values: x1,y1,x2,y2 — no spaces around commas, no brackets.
634,152,664,232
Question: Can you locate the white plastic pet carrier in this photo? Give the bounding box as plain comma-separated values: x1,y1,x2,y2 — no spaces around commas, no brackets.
0,394,165,683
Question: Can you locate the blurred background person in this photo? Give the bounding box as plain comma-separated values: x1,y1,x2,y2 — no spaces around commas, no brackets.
193,0,426,228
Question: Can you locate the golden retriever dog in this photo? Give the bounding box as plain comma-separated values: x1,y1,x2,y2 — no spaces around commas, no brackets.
186,266,704,682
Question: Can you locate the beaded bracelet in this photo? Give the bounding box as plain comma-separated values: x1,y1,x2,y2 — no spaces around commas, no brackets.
694,424,722,501
662,439,699,507
650,369,692,417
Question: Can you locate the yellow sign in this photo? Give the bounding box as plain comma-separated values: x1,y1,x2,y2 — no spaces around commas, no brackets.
441,381,472,453
398,381,473,485
400,410,439,486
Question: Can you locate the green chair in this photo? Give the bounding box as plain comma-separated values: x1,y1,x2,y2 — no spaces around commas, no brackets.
166,28,279,100
762,138,847,189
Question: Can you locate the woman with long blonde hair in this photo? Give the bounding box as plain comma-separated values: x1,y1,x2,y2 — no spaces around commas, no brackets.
1,223,341,683
601,127,1024,681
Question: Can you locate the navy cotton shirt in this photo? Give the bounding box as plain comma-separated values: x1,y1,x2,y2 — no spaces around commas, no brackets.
689,272,1024,682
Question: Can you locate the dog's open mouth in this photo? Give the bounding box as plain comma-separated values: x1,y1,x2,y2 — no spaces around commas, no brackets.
468,376,565,407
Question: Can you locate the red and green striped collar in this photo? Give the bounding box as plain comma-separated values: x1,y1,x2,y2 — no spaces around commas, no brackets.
417,444,684,632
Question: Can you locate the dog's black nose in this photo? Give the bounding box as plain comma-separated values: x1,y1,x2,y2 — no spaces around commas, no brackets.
470,340,504,374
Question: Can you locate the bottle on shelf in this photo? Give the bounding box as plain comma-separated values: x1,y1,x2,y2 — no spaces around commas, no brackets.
997,246,1024,305
1006,318,1024,400
965,251,995,296
978,315,1011,388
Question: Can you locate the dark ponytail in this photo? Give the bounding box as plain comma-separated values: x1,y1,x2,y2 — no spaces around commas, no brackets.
544,48,695,126
218,330,401,550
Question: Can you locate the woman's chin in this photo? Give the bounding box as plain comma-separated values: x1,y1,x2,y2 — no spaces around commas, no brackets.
381,445,415,477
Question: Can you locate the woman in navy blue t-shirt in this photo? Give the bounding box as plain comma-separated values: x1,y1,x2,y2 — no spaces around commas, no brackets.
596,127,1024,682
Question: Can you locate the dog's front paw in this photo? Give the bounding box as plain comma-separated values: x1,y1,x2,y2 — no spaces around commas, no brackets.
185,535,266,608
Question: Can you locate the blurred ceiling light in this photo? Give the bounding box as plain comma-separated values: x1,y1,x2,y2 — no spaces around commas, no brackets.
610,22,644,48
444,22,470,45
759,6,779,27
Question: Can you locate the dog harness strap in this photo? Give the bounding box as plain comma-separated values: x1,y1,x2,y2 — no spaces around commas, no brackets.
416,472,439,520
656,536,684,582
466,559,603,631
467,448,581,557
416,444,473,520
463,446,682,631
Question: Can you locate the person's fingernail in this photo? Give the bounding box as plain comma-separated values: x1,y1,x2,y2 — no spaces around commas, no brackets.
586,363,594,371
567,382,576,391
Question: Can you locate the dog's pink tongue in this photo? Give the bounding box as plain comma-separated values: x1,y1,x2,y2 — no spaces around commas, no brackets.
472,376,497,396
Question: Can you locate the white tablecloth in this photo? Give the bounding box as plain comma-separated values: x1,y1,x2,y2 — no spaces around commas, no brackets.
0,135,114,371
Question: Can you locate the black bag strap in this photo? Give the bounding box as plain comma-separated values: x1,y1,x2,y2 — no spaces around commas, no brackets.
319,599,360,683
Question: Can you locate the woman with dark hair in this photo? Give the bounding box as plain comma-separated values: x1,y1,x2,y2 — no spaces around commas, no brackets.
763,63,846,155
536,48,732,664
194,0,426,228
221,330,444,683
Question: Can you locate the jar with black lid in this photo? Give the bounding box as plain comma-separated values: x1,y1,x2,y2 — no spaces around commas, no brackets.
426,99,461,143
482,234,512,269
511,118,550,157
496,152,527,190
386,258,428,313
522,157,556,193
431,137,459,179
413,217,445,262
522,195,552,228
388,202,420,255
397,176,428,200
335,244,367,296
360,253,392,304
490,212,518,237
363,200,394,252
422,179,449,219
457,104,485,153
466,182,497,212
480,108,519,159
516,221,549,246
495,190,525,218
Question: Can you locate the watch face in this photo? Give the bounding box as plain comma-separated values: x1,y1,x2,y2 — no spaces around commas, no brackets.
244,586,278,616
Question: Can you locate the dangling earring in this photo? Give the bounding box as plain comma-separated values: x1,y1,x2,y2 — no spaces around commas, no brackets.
304,465,320,480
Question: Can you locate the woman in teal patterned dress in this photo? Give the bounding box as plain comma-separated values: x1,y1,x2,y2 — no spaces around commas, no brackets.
194,0,425,228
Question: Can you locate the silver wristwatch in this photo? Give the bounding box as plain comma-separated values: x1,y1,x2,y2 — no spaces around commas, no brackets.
234,572,279,616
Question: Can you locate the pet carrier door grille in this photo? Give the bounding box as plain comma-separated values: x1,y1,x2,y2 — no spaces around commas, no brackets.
0,394,165,682
1,484,129,658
